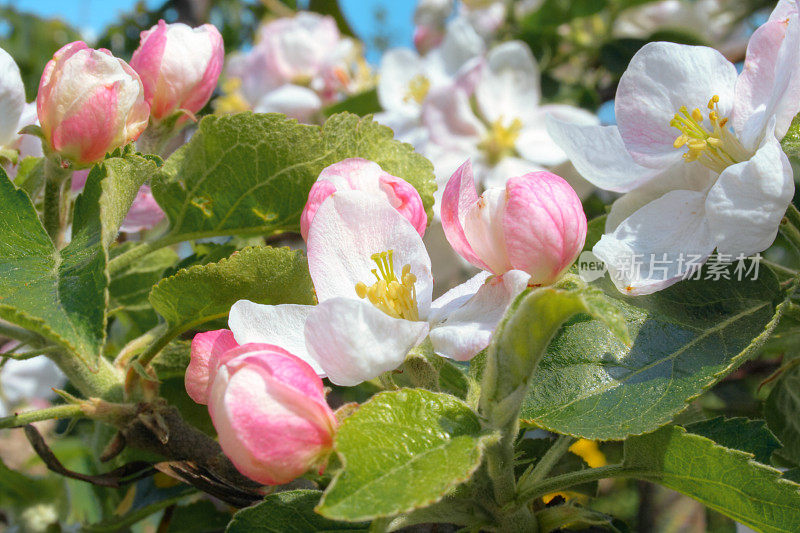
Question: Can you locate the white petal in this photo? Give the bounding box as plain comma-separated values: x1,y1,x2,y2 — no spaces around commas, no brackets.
545,117,660,193
482,157,545,189
435,17,485,77
516,106,597,167
228,301,322,375
705,133,795,256
606,162,716,232
429,270,530,361
594,190,716,295
254,84,322,122
304,297,429,386
476,41,540,125
463,187,513,273
0,47,26,148
377,48,425,116
307,191,434,313
616,42,738,169
428,270,491,324
422,84,484,151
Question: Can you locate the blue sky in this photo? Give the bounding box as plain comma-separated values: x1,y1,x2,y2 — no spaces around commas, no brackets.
0,0,414,61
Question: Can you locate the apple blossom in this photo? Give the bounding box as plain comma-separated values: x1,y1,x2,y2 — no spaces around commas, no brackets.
301,158,426,240
442,160,587,286
376,17,484,149
547,5,800,295
230,188,529,383
0,49,42,176
130,20,224,121
37,42,150,166
186,330,337,485
412,0,453,53
422,40,598,191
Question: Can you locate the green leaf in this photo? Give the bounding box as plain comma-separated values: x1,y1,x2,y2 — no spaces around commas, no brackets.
149,245,315,335
323,89,381,117
110,246,179,311
684,417,781,464
781,112,800,158
317,389,493,521
168,500,232,533
152,340,191,380
766,363,800,465
228,490,367,533
0,166,105,366
520,264,786,439
624,425,800,533
13,156,44,195
535,502,628,533
152,112,436,244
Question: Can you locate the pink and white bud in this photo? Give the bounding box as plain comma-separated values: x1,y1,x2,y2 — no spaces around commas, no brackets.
186,330,337,485
120,185,165,233
442,160,587,285
300,158,427,240
37,42,149,166
413,25,445,54
130,20,224,121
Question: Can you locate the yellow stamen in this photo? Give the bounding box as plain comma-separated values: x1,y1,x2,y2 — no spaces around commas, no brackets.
404,74,431,105
355,250,420,321
669,94,750,173
478,118,524,165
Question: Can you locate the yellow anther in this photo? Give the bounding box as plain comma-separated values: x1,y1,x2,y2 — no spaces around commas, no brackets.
669,94,749,173
355,250,420,321
479,117,524,165
404,74,431,105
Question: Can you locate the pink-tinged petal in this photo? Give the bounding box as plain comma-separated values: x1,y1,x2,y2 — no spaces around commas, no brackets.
545,117,661,193
304,297,429,386
616,42,738,169
306,191,433,312
208,346,336,485
440,160,493,271
421,84,484,151
414,24,445,54
129,20,168,111
769,0,799,22
593,190,716,296
228,301,321,375
476,41,540,125
178,24,225,115
301,158,426,239
503,172,587,285
186,329,238,405
429,269,530,361
51,82,120,164
463,187,512,274
120,185,165,233
705,132,794,256
734,16,800,148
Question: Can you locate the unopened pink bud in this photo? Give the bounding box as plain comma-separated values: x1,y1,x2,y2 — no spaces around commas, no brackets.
205,343,338,485
185,329,239,405
130,20,224,121
37,42,150,166
120,185,166,233
442,160,587,285
300,158,427,240
413,25,445,54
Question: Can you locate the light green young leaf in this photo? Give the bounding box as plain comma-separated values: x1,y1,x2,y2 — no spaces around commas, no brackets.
766,363,800,466
227,490,367,533
520,264,786,439
317,389,494,522
149,245,315,336
624,425,800,533
152,112,435,244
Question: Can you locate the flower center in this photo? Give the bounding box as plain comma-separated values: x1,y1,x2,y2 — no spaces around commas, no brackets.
670,95,750,173
404,74,431,105
355,250,420,321
478,118,523,165
214,78,250,114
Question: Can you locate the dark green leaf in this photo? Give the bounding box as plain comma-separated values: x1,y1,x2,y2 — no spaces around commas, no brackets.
766,363,800,465
684,417,781,464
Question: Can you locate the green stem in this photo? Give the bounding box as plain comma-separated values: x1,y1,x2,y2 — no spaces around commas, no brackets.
524,435,575,487
0,323,48,346
780,204,800,253
0,403,85,429
516,464,635,504
43,157,72,248
113,323,168,368
135,327,177,370
49,351,124,402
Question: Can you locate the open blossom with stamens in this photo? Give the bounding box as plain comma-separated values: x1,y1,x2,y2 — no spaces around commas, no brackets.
300,158,426,240
422,40,598,192
186,330,337,485
37,42,149,166
229,179,530,382
547,2,799,295
441,160,587,286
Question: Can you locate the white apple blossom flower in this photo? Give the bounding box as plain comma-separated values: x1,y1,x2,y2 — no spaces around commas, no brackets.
422,40,598,191
0,48,42,176
228,189,527,386
375,17,484,150
547,3,800,295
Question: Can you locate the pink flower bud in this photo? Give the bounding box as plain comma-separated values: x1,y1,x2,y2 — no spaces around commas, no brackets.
442,160,587,285
120,185,165,233
413,25,445,54
130,20,224,121
186,331,337,485
300,158,427,240
37,42,150,166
